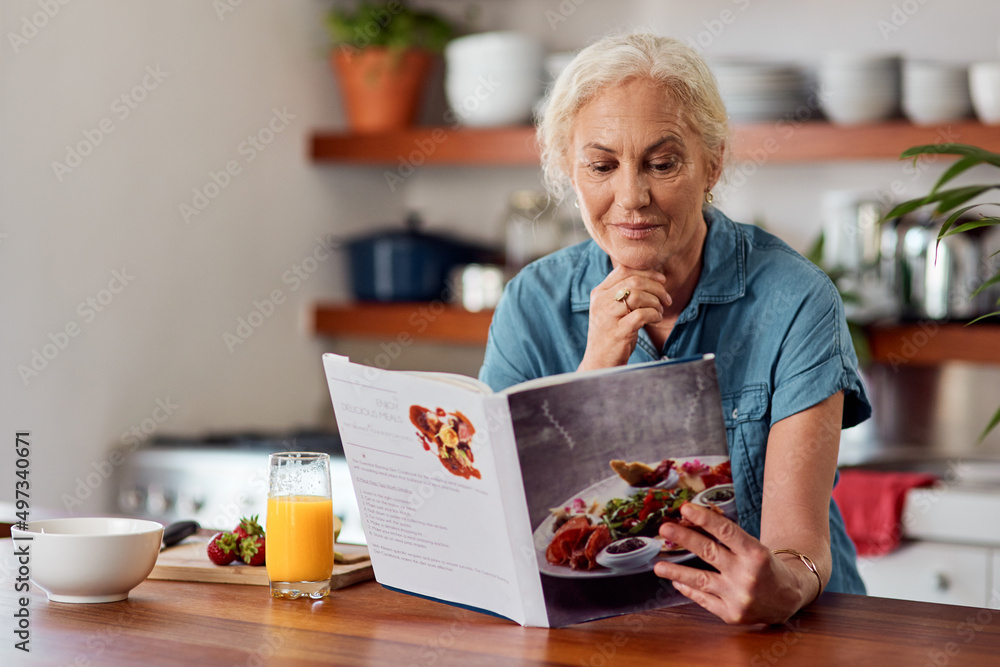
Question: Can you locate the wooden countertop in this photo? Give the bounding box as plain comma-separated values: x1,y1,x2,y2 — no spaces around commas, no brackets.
6,554,1000,666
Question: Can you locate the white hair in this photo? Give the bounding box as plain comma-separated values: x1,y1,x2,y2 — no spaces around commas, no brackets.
537,32,729,201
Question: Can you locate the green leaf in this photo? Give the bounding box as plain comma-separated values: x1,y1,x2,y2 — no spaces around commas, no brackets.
966,310,1000,325
937,204,986,238
931,155,983,194
971,272,1000,297
883,197,929,220
940,217,1000,239
900,143,1000,168
934,185,997,214
978,403,1000,444
805,233,824,266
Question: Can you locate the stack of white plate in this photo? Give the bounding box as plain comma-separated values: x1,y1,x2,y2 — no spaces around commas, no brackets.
710,60,809,123
818,52,901,125
903,61,972,125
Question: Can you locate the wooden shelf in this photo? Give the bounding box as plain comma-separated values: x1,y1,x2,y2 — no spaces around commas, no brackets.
314,303,1000,365
866,323,1000,366
311,121,1000,165
313,302,493,345
311,126,539,166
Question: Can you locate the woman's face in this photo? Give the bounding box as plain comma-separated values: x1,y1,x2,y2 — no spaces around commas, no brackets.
568,78,721,273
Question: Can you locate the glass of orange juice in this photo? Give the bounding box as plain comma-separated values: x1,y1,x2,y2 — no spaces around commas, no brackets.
266,452,334,599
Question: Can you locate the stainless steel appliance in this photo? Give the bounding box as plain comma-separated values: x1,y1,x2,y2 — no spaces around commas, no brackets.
115,431,364,544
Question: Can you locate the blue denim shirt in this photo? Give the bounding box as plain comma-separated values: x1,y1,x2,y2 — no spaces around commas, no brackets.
480,207,871,595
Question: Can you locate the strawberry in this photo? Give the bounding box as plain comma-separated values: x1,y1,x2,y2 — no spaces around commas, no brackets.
239,534,266,566
233,515,264,542
206,531,240,566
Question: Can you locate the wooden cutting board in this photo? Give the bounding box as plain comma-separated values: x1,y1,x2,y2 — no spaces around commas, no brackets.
150,538,373,588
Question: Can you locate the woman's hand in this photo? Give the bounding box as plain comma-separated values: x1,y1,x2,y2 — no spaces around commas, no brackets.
653,503,819,625
578,267,672,371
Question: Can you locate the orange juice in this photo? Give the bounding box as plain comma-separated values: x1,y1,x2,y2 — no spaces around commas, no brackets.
266,494,334,582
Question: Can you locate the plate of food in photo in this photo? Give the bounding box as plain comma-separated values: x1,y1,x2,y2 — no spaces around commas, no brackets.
533,455,734,579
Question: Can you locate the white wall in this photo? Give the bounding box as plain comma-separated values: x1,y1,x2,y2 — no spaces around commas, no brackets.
2,0,999,513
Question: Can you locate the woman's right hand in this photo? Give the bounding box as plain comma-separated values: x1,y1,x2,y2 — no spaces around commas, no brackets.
578,266,672,371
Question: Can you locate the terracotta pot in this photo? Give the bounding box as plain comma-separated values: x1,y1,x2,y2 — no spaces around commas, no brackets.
331,47,433,133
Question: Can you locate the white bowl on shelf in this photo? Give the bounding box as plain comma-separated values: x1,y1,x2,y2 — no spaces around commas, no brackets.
902,61,972,124
970,62,1000,124
445,31,544,127
10,517,163,603
818,52,901,125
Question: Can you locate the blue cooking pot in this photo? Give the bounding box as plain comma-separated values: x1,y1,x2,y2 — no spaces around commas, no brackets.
346,215,491,302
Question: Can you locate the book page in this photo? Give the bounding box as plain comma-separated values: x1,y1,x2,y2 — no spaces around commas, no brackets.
504,354,732,627
322,354,528,624
501,355,704,395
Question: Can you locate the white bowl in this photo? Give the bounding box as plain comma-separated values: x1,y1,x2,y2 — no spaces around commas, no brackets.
692,484,738,522
445,31,544,127
595,536,661,570
11,517,163,603
970,62,1000,124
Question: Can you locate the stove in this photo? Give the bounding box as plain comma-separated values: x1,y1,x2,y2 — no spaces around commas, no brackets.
115,430,364,544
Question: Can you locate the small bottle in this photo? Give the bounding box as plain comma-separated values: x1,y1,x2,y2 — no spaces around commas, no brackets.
503,190,561,273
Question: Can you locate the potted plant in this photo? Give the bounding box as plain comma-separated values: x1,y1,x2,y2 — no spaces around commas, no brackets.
325,1,455,133
884,142,1000,439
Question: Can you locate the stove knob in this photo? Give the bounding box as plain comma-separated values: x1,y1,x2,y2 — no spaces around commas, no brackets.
118,487,144,512
176,492,205,516
145,485,172,515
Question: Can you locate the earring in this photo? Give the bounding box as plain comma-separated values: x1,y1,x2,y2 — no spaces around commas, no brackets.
573,199,580,209
704,191,714,204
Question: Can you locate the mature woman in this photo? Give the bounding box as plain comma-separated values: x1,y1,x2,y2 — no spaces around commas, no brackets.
479,33,870,625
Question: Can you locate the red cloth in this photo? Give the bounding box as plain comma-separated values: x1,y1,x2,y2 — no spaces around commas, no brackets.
832,470,938,557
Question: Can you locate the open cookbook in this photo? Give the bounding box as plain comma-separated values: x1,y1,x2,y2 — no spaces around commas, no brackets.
322,352,733,627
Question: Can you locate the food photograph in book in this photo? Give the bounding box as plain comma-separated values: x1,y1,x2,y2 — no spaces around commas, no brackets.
409,404,481,480
506,357,732,626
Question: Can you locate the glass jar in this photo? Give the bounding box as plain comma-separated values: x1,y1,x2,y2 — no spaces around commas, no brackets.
503,190,562,273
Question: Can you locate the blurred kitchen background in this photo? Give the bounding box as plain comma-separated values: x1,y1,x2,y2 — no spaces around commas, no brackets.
3,0,1000,604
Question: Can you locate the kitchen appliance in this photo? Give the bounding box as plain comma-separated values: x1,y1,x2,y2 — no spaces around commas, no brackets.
894,216,1000,320
115,430,365,544
503,190,563,272
447,263,505,312
345,214,490,302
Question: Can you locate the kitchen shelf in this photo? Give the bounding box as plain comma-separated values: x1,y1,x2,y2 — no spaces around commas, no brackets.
866,322,1000,366
313,302,493,345
310,121,1000,165
313,303,1000,364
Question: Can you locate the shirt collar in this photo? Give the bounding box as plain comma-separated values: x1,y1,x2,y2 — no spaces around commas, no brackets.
569,207,745,313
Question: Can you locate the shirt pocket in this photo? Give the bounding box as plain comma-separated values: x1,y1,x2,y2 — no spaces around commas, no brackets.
720,383,770,516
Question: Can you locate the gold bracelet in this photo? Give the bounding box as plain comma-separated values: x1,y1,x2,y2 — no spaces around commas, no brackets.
772,548,823,606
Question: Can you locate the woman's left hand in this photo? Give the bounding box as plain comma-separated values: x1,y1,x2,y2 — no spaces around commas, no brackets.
653,503,817,625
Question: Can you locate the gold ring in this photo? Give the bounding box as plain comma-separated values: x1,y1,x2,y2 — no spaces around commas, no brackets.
614,288,631,313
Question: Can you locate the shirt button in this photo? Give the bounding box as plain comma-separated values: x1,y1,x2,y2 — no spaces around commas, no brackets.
731,408,739,419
